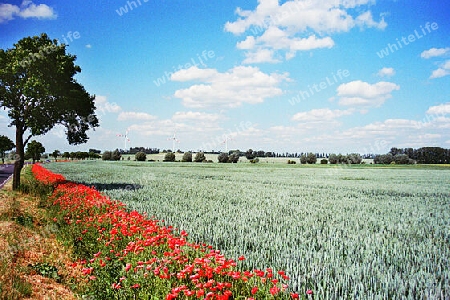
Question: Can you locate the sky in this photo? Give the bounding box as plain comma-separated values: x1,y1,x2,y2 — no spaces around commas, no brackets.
1,0,450,154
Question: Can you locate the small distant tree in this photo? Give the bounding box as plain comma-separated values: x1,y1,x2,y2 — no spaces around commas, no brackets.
328,153,338,164
102,151,112,161
394,153,409,164
164,152,176,162
299,154,307,164
135,151,146,161
218,152,229,163
194,152,206,162
62,152,70,160
51,150,61,162
25,140,45,163
112,149,121,161
0,135,14,164
182,152,192,162
306,152,317,164
245,149,256,160
229,151,240,163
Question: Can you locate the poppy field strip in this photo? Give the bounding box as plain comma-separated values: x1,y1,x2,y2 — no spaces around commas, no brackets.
44,161,450,299
31,163,300,299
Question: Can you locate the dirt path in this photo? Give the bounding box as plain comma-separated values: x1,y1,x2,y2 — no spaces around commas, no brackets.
0,181,82,299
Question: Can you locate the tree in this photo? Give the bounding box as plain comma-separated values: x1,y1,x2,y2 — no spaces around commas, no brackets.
306,152,317,164
299,154,307,164
0,135,14,164
0,33,99,189
51,150,61,162
164,152,175,162
25,140,45,163
112,149,121,161
135,151,146,161
347,153,362,164
62,152,70,160
102,151,112,161
245,149,256,160
182,152,192,162
218,152,229,163
194,152,206,162
228,151,240,163
328,153,338,164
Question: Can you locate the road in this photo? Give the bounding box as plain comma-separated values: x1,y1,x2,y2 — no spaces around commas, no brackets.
0,164,14,189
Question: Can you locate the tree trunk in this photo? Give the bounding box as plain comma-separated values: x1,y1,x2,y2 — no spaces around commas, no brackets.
12,128,24,190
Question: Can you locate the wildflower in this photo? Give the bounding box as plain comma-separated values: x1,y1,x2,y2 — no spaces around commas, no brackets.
251,286,258,295
306,289,313,295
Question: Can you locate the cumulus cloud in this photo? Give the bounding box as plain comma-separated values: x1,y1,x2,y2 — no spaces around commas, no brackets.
0,1,56,23
291,108,353,122
225,0,386,62
117,112,157,121
95,96,121,114
172,111,223,122
430,60,450,79
337,80,400,107
171,66,289,108
421,47,450,59
377,67,395,77
426,102,450,115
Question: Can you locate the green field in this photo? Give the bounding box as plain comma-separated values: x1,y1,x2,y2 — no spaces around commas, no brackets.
45,161,450,299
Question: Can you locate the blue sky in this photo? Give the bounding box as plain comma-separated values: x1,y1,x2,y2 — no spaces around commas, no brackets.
1,0,450,154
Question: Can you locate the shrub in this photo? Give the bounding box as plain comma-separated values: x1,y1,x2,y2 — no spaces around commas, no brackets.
287,160,296,164
194,152,206,162
101,151,111,161
218,153,229,163
228,151,240,163
135,152,146,161
306,152,317,164
182,152,192,162
249,158,259,164
164,152,175,162
320,159,328,164
112,149,121,161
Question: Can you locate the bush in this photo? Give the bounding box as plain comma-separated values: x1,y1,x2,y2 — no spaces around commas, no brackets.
328,154,338,164
101,151,111,161
306,152,317,164
182,152,192,162
228,151,240,163
287,160,296,164
194,152,206,162
249,158,259,164
218,152,229,163
164,152,175,162
112,149,121,161
320,159,328,164
135,152,146,161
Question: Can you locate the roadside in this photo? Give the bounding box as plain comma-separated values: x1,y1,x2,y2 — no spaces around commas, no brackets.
0,180,82,299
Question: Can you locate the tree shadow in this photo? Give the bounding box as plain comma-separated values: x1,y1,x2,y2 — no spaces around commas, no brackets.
81,182,144,191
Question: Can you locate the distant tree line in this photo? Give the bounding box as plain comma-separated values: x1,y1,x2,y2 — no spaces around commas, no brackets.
374,147,450,164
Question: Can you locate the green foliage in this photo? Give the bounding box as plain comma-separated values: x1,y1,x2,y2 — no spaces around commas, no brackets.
245,149,256,160
30,263,60,281
101,151,111,161
218,152,229,163
0,33,98,189
320,159,328,164
249,158,259,164
25,140,45,163
193,152,206,162
135,151,146,161
112,149,121,161
181,152,192,162
287,160,296,164
164,152,175,162
229,151,240,163
0,135,14,162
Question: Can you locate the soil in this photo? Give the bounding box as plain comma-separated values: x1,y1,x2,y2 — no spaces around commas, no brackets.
0,181,83,299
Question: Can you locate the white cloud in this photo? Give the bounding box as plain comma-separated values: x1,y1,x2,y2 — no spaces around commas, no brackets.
291,108,353,122
0,1,56,23
242,48,281,64
172,111,223,122
421,47,450,59
426,102,450,115
85,44,92,49
95,95,122,114
172,66,289,108
337,80,400,107
377,67,395,77
430,60,450,79
118,112,157,121
225,0,386,62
